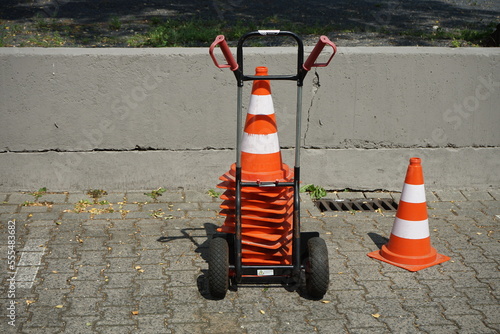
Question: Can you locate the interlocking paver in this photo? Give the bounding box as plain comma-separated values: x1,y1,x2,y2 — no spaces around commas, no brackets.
433,190,468,202
0,193,8,202
342,310,388,330
474,304,500,325
381,317,420,333
74,265,106,281
74,250,108,266
0,205,18,214
74,237,108,252
446,314,497,333
203,312,243,333
424,279,467,298
7,193,37,204
106,244,137,258
135,315,169,332
101,287,136,307
240,321,279,334
43,258,77,274
27,212,62,221
335,290,373,311
64,297,102,316
167,302,207,323
460,287,498,305
461,190,495,201
19,205,51,213
62,212,92,220
187,209,218,218
25,306,65,328
69,280,105,298
432,296,482,316
95,306,137,327
185,190,216,203
31,288,66,307
1,188,498,333
103,273,137,289
35,272,72,292
61,315,101,333
274,310,318,333
166,323,204,334
404,303,457,327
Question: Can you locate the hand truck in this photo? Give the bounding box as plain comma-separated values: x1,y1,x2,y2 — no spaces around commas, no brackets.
208,30,337,299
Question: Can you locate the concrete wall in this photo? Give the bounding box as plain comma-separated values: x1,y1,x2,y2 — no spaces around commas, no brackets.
1,47,499,192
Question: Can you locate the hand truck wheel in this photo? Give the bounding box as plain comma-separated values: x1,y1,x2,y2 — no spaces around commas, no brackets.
305,237,329,299
208,236,230,299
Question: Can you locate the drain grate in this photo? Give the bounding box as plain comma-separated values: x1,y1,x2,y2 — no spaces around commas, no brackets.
315,198,399,212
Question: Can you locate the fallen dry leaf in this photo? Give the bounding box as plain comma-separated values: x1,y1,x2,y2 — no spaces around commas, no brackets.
55,305,63,309
131,311,139,315
26,300,35,305
372,313,381,318
321,300,331,304
260,310,265,314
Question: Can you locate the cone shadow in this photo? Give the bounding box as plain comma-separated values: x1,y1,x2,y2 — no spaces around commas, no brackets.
368,232,389,250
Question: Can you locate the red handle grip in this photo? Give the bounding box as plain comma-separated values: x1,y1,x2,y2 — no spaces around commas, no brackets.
303,35,337,71
209,35,239,71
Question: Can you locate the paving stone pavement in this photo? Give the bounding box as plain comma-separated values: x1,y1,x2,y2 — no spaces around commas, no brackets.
0,188,498,333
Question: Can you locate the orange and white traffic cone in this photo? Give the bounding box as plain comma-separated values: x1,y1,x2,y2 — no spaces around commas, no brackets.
367,157,450,271
216,66,294,265
219,66,291,182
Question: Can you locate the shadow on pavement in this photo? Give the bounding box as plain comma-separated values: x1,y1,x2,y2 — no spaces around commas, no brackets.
367,232,389,250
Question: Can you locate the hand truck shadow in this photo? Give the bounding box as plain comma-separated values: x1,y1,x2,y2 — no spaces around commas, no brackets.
156,222,309,300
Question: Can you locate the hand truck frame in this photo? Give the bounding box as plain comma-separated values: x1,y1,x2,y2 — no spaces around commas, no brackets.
208,30,336,298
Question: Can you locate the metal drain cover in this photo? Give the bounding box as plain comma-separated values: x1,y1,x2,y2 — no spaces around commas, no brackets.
315,198,398,212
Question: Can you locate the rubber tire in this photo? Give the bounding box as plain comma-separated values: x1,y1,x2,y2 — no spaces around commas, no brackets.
305,237,329,299
208,237,229,299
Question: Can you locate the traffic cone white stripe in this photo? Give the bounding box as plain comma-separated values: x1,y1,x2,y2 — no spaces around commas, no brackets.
400,183,426,203
391,217,430,239
248,95,275,115
241,133,280,154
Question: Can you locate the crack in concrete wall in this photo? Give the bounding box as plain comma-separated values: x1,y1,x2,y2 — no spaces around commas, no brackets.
304,70,321,146
0,147,236,154
2,144,497,155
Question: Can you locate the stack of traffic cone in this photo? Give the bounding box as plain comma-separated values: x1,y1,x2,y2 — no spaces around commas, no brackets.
367,157,450,271
217,66,294,265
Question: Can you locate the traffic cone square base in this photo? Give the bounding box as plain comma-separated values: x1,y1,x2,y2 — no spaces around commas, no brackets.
367,248,450,272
